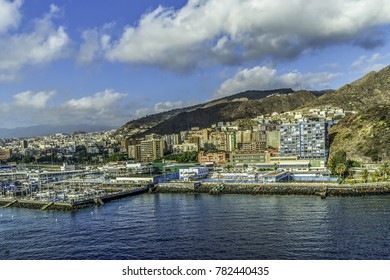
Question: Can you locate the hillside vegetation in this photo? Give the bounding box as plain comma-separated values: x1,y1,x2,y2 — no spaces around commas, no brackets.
328,105,390,162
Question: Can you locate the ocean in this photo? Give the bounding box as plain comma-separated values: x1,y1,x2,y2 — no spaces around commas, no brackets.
1,193,390,260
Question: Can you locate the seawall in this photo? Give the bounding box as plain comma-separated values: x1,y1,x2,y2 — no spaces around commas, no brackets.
155,182,390,197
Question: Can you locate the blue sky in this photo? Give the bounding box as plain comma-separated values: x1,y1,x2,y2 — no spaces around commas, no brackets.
1,0,390,129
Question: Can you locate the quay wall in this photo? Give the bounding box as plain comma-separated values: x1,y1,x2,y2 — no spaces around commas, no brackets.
156,182,390,197
0,199,95,211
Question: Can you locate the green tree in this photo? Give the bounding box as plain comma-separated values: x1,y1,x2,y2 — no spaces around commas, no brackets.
22,155,35,164
379,162,389,180
328,150,347,175
335,163,347,179
361,168,369,183
371,170,380,182
224,164,232,172
108,153,126,162
163,151,198,163
73,145,91,163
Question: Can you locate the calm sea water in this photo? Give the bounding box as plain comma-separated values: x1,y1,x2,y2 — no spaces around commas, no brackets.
1,193,390,260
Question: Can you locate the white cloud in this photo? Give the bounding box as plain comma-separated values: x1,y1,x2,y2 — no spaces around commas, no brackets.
133,100,184,118
78,28,112,65
154,101,183,112
13,91,55,109
351,53,390,73
0,89,187,128
0,3,70,81
134,108,153,118
57,90,128,125
78,29,100,64
63,89,127,110
214,66,340,98
103,0,390,70
0,0,21,34
0,89,130,128
0,90,56,125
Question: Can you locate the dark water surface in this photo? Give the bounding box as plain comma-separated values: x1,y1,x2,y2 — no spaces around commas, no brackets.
1,193,390,259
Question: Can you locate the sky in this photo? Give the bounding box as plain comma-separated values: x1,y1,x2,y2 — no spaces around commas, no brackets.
1,0,390,129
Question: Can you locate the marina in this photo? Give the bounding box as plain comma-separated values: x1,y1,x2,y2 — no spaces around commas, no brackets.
0,174,155,210
0,187,151,211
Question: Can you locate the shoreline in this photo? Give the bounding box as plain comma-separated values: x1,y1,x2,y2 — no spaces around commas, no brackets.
1,182,390,211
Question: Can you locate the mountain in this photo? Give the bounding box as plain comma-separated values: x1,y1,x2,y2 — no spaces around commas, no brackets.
328,105,390,162
118,88,295,135
146,90,317,135
0,124,116,138
308,65,390,163
116,88,319,136
309,65,390,111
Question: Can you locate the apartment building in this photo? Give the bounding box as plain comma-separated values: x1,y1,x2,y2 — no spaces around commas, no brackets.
198,152,230,165
230,151,270,164
279,121,329,160
172,142,198,154
140,139,166,162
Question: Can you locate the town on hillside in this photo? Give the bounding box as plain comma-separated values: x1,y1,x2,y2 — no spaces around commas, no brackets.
1,105,388,190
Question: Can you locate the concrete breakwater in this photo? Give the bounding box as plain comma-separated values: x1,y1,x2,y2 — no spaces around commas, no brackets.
156,182,390,197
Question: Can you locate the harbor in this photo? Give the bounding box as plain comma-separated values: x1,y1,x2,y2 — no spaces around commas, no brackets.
1,164,390,211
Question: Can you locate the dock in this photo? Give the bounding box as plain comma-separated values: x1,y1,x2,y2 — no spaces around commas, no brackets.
3,200,17,208
0,183,153,211
40,202,54,210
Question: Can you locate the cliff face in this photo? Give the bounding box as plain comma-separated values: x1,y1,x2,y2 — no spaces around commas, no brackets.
328,105,390,163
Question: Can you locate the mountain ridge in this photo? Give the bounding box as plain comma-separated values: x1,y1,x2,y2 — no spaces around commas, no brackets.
116,88,319,136
308,65,390,111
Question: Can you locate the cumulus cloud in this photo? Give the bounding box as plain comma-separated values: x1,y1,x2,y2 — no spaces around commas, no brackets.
351,53,390,73
0,2,70,81
63,90,126,110
77,25,113,65
154,101,183,112
53,90,128,125
102,0,390,70
13,91,55,109
0,89,131,128
214,66,340,98
0,0,21,34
